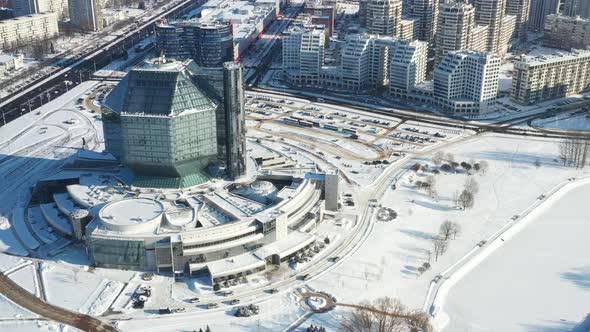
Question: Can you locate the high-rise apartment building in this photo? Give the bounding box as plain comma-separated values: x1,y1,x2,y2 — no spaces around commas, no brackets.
399,17,419,40
366,0,403,37
402,0,439,42
0,12,58,49
282,25,326,84
473,0,514,55
434,50,501,114
544,14,590,49
69,0,102,31
435,1,475,62
389,40,428,96
528,0,560,32
221,62,247,179
156,21,234,67
8,0,68,19
563,0,590,19
511,49,590,105
506,0,530,42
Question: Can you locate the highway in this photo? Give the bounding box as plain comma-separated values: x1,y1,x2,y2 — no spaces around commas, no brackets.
0,0,200,125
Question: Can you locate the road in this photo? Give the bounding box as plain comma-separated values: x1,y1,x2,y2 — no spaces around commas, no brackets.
0,272,119,332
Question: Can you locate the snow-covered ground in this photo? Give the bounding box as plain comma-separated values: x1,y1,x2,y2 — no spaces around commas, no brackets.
532,111,590,131
440,179,590,332
309,133,587,311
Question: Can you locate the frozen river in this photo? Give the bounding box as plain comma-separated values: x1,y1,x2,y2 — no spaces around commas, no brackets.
442,179,590,332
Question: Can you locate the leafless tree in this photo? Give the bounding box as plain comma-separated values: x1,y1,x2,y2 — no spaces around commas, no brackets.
405,310,433,332
432,151,445,166
479,160,489,174
464,177,479,194
432,237,448,261
439,221,454,240
425,176,437,197
451,223,462,239
445,153,455,163
559,137,590,168
340,297,408,332
458,190,474,209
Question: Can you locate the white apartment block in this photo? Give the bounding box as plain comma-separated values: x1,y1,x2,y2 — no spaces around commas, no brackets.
366,0,402,37
0,12,59,50
0,53,24,76
511,49,590,105
435,1,475,63
506,0,530,43
470,25,489,52
473,0,512,55
402,0,439,42
69,0,103,31
434,50,501,114
544,15,590,50
399,17,419,40
389,40,428,96
8,0,68,19
282,25,326,84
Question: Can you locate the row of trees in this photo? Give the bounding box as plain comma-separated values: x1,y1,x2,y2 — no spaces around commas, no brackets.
340,297,432,332
559,137,590,168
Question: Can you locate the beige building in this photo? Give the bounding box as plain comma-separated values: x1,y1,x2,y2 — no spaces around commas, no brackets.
69,0,103,31
506,0,530,43
0,12,59,50
511,49,590,105
544,14,590,50
473,0,514,55
399,17,419,40
435,1,475,63
366,0,402,37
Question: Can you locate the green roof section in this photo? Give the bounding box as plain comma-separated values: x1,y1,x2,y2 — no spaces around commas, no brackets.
133,171,210,189
121,58,217,116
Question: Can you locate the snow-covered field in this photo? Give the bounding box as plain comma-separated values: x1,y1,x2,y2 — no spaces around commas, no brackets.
532,111,590,131
440,179,590,332
310,133,587,311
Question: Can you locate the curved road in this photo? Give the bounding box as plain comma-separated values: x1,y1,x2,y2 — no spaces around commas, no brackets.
0,273,118,332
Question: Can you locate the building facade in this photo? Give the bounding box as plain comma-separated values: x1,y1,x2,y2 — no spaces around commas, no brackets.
282,24,326,84
366,0,403,37
434,50,501,114
221,62,247,179
528,0,560,32
102,58,219,187
435,1,475,63
544,14,590,50
563,0,590,19
473,0,515,55
155,21,234,67
69,0,102,31
506,0,531,43
402,0,439,43
0,12,58,50
511,49,590,105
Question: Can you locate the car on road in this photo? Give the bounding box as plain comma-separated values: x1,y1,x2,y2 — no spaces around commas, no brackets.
433,275,443,283
189,297,200,303
267,288,279,294
230,299,240,305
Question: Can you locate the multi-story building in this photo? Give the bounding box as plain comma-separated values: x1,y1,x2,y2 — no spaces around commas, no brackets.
156,21,234,67
506,0,530,43
0,53,23,76
156,0,276,63
102,58,219,187
221,62,247,179
69,0,102,31
389,39,428,96
282,25,326,84
470,25,489,52
399,17,419,40
304,5,335,37
434,50,501,114
402,0,439,42
0,12,58,50
435,1,475,63
563,0,590,19
511,49,590,105
366,0,402,37
473,0,514,55
528,0,560,32
544,14,590,50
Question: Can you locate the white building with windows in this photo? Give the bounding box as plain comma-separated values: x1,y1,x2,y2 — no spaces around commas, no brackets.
282,24,326,84
0,12,58,50
434,50,501,115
